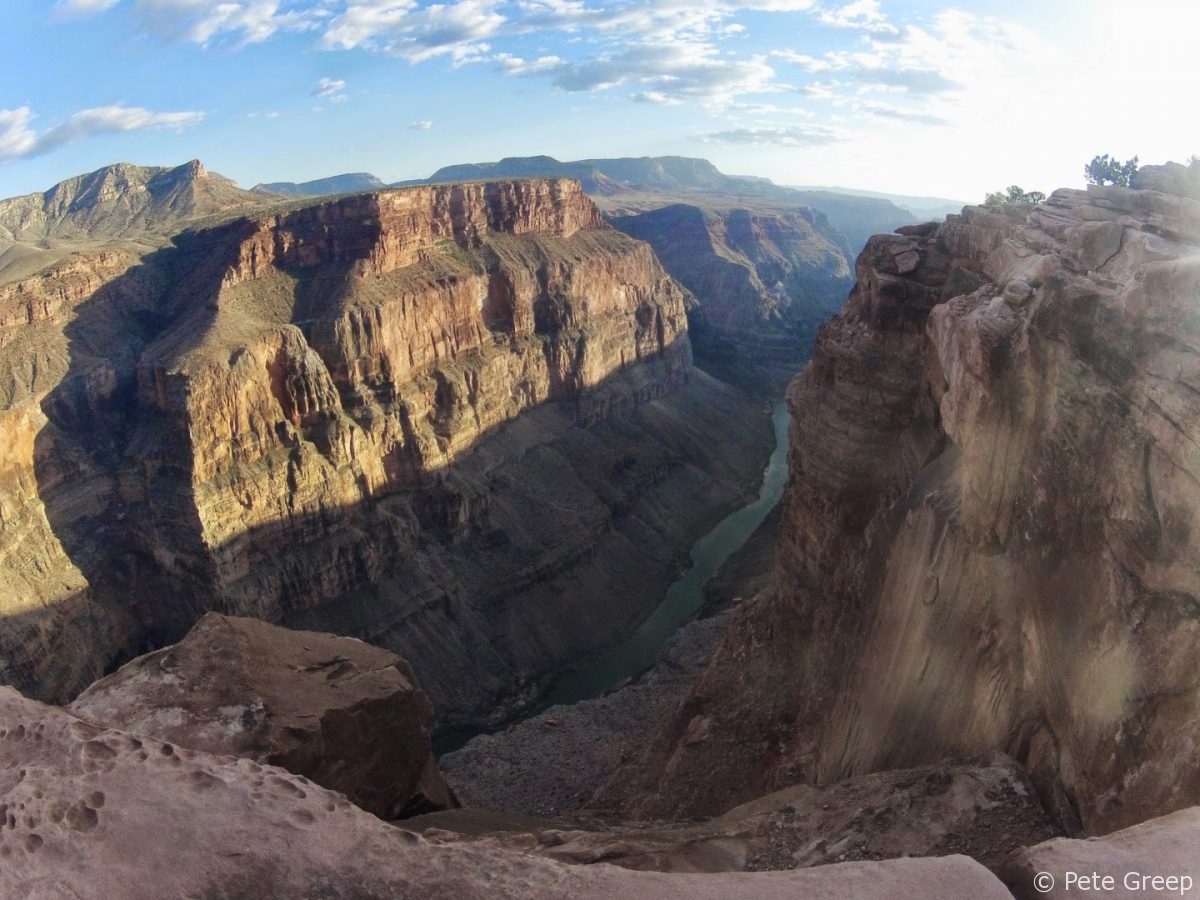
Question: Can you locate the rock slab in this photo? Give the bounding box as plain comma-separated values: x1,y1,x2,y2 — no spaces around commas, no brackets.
70,613,455,819
1003,807,1200,899
0,686,1015,899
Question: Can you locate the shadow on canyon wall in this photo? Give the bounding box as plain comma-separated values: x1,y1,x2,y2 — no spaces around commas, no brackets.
22,223,773,737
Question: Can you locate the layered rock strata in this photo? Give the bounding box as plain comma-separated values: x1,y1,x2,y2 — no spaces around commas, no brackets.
608,162,1200,834
0,178,770,732
611,204,852,392
68,613,455,819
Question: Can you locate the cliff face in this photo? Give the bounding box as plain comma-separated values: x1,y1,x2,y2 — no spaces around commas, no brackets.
0,178,770,731
611,204,852,391
610,162,1200,835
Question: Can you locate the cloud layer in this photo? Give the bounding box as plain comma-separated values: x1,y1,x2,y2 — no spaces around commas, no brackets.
0,105,205,163
43,1,1040,162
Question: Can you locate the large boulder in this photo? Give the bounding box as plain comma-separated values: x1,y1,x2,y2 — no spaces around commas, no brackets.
0,686,1014,899
1002,807,1200,899
69,613,455,819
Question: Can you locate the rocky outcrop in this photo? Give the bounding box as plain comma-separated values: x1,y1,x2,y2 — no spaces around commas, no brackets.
0,160,264,247
1003,807,1200,899
68,613,455,819
609,161,1200,834
0,176,770,735
0,685,1016,899
611,204,852,391
427,754,1057,873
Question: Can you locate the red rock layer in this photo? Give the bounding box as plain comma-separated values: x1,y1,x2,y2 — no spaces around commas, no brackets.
0,178,748,734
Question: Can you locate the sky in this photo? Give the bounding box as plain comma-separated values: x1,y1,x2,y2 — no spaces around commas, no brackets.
0,0,1195,202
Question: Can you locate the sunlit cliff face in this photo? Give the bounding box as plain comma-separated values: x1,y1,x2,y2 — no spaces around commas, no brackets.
0,178,773,743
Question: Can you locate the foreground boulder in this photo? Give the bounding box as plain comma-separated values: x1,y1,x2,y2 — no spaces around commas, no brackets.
0,687,1011,899
1002,807,1200,899
69,613,455,819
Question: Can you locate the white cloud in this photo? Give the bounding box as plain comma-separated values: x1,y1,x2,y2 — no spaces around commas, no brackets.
131,0,323,47
314,1,821,102
323,0,504,63
312,77,349,101
409,119,433,129
50,0,121,20
816,0,895,34
695,123,841,147
861,104,949,127
0,104,205,163
494,52,565,75
0,109,38,161
535,44,778,106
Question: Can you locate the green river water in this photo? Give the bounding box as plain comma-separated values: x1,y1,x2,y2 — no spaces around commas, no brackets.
543,400,792,706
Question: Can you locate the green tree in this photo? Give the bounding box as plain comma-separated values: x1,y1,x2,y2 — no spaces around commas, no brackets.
1084,154,1139,186
984,185,1046,206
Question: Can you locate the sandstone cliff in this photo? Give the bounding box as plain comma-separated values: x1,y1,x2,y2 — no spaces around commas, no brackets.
606,161,1200,835
0,177,770,734
611,203,852,391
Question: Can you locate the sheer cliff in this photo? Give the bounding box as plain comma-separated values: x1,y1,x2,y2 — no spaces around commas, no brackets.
604,162,1200,836
611,203,853,390
411,155,912,390
0,177,770,733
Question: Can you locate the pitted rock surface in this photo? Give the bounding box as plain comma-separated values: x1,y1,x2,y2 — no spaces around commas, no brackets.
69,613,455,819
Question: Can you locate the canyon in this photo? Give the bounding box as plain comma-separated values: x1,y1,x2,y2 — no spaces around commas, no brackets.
599,161,1200,838
2,156,1199,897
418,158,922,393
0,169,770,736
278,155,920,393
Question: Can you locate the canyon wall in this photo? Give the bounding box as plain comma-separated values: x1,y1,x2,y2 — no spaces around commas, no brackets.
611,204,853,392
608,162,1200,835
0,178,770,732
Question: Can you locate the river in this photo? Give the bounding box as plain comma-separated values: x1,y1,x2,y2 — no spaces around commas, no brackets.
542,399,792,706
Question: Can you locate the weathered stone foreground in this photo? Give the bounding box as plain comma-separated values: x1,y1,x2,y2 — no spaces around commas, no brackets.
608,162,1200,835
69,613,456,820
0,685,1016,899
1003,807,1200,899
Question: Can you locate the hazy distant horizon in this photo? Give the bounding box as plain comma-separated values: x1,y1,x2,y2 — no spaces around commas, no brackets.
2,0,1195,201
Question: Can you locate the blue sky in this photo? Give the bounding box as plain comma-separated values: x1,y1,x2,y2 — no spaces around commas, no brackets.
1,0,1194,201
